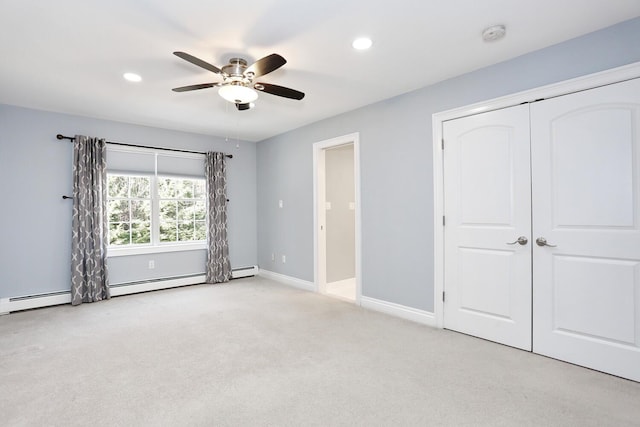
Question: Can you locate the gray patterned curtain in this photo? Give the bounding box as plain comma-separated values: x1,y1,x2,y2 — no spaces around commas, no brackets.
205,152,232,283
70,135,110,305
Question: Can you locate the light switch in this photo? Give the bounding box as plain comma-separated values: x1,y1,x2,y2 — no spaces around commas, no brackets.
278,200,283,208
326,201,332,210
348,202,355,210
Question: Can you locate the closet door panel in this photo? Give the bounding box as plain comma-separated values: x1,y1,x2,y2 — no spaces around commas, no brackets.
443,104,532,351
531,78,640,382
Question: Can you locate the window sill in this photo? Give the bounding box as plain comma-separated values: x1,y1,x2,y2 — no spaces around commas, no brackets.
107,243,207,257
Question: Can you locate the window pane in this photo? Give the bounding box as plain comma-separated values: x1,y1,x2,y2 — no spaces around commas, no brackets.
108,200,130,222
178,221,194,241
131,221,151,244
195,221,207,241
177,201,194,221
158,178,176,198
177,179,194,198
109,222,130,245
194,180,205,198
131,200,151,222
194,201,206,220
130,177,150,198
159,222,177,242
159,200,177,221
108,175,128,198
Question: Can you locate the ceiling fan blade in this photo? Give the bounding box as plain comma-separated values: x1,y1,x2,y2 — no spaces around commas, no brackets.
172,83,217,92
246,54,286,78
173,51,223,75
254,83,305,100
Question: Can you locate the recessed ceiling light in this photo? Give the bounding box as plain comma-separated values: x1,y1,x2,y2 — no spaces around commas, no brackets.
123,72,142,82
352,37,372,50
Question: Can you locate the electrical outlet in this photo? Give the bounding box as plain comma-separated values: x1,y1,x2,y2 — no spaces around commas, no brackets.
278,199,283,208
148,260,155,269
271,253,275,262
282,255,286,263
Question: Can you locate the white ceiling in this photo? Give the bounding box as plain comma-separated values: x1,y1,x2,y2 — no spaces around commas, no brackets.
1,1,639,142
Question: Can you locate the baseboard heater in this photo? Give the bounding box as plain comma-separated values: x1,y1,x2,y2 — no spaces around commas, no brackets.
0,265,258,315
230,265,259,279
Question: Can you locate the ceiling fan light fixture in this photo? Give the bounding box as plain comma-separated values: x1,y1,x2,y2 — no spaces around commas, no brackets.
173,52,304,104
218,84,258,104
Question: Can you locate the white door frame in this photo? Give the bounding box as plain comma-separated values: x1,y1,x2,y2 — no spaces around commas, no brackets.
313,132,362,304
432,61,640,328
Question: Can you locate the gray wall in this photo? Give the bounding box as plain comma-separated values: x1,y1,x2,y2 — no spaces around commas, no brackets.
0,105,257,298
256,17,640,312
325,145,355,283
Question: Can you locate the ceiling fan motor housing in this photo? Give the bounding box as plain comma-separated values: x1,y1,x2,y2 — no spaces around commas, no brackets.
222,58,250,79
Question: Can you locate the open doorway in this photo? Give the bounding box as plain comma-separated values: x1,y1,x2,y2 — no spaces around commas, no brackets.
313,133,361,304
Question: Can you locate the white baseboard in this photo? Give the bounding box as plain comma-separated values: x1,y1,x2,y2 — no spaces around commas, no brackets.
258,269,315,292
360,296,436,327
257,270,435,327
109,274,206,297
1,293,71,314
1,275,207,314
232,265,259,279
1,266,258,314
3,270,433,329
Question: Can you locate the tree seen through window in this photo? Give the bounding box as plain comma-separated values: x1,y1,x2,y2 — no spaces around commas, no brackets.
107,174,206,247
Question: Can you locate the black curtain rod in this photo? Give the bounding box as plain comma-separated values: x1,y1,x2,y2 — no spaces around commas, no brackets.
56,134,232,158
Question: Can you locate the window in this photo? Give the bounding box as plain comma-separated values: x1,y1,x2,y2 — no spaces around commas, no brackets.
158,177,207,243
107,174,207,249
108,175,152,245
105,145,207,255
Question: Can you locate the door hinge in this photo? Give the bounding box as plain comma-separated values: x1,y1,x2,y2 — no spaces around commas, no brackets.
441,138,444,150
442,291,445,302
443,216,445,226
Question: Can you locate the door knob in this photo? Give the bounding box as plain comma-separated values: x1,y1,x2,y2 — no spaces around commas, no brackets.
506,236,528,245
535,237,557,247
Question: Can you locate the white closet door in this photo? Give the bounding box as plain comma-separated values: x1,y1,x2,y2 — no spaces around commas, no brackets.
443,104,532,350
531,78,640,381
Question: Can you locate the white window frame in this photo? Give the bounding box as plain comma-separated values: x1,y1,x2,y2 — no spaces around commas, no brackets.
106,146,207,257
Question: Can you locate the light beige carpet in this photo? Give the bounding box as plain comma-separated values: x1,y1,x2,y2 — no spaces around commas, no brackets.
1,276,639,426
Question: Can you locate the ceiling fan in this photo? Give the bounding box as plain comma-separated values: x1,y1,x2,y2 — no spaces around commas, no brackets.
172,52,305,110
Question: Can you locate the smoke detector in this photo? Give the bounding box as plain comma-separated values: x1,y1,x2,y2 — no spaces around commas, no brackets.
482,25,506,42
